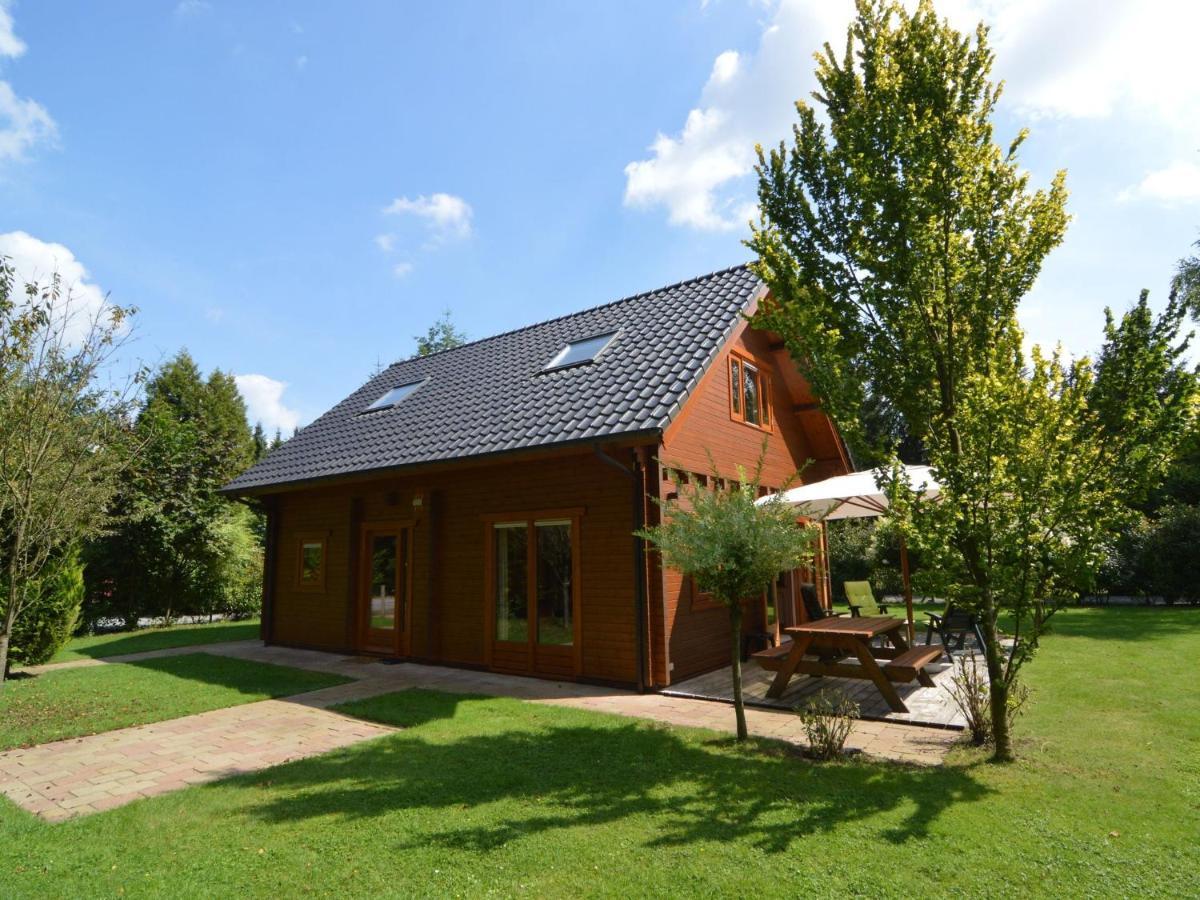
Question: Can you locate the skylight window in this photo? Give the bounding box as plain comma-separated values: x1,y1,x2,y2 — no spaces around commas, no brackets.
363,380,423,412
543,332,617,371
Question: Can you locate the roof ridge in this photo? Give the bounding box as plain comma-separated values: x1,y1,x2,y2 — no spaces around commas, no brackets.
387,261,753,368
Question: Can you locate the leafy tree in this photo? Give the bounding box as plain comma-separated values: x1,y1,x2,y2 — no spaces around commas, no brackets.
637,453,816,740
84,351,260,627
5,544,84,672
0,258,140,681
1090,287,1197,509
414,310,467,357
749,0,1193,760
270,428,284,451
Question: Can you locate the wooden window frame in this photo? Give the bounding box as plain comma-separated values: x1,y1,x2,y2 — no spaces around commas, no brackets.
295,532,327,593
728,352,773,432
482,507,584,675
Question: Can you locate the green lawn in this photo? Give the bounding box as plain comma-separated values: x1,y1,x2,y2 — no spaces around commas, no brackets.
50,618,262,663
0,653,348,751
0,607,1197,897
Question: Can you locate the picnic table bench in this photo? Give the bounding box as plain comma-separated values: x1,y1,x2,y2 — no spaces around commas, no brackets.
753,615,943,713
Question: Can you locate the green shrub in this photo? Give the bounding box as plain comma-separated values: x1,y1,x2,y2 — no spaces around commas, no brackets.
6,545,85,671
1144,504,1200,604
215,504,263,620
796,691,858,760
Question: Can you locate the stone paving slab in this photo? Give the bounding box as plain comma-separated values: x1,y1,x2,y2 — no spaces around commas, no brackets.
663,652,968,729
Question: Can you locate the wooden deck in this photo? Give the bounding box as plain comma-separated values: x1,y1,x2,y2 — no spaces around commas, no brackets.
662,637,982,730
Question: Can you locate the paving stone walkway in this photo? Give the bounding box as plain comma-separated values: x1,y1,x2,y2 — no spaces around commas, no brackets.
2,641,959,821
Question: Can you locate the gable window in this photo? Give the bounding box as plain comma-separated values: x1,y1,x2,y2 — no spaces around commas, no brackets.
543,332,617,371
364,380,423,413
297,534,326,591
729,354,772,430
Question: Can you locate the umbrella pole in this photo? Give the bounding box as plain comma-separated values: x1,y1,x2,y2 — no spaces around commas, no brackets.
900,535,915,645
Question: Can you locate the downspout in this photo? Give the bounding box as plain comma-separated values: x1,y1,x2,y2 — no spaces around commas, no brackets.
593,444,650,693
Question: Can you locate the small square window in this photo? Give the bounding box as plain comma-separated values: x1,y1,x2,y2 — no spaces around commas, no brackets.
297,536,326,591
543,332,617,371
364,380,424,412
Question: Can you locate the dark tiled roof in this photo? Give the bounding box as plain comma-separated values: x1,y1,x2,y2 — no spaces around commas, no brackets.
225,265,762,492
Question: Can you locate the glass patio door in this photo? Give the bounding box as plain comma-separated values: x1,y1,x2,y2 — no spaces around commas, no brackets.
360,525,409,656
489,514,580,677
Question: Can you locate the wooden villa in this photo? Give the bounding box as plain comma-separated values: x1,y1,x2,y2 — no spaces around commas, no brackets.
223,266,850,690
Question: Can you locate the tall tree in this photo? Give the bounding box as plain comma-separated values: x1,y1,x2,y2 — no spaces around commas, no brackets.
252,421,268,461
0,259,140,681
1091,287,1198,509
414,310,467,357
84,351,259,627
749,0,1192,760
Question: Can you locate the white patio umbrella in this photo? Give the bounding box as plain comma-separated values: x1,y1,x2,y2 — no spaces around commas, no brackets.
759,465,941,642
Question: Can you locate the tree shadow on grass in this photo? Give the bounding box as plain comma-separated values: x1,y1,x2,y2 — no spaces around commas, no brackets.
62,621,260,661
240,690,990,855
122,653,348,697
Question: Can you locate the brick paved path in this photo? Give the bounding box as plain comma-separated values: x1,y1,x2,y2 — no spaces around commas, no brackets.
0,687,395,821
2,641,958,821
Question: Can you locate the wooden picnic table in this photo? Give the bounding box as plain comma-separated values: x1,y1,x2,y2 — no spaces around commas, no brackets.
760,615,943,713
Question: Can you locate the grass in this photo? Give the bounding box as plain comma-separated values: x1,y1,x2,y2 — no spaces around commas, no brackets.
0,607,1196,897
50,618,262,663
0,653,348,751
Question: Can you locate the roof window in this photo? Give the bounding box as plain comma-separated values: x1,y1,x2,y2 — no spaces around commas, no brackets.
363,380,424,412
543,332,617,371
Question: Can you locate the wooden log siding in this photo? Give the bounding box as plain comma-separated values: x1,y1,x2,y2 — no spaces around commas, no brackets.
268,450,643,685
657,320,836,684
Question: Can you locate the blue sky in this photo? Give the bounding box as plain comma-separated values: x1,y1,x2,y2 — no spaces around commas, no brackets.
2,1,1197,432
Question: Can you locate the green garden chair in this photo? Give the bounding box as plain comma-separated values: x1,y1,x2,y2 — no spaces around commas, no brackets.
844,581,890,618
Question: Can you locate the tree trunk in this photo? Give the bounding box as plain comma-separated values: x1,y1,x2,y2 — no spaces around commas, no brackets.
0,630,10,684
980,601,1013,762
1,564,20,684
729,603,748,741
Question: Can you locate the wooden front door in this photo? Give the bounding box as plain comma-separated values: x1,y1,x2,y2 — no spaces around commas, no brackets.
358,523,411,656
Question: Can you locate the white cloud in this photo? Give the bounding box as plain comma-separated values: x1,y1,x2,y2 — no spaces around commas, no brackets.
204,305,225,323
623,0,848,230
234,374,301,433
0,1,26,58
295,54,308,71
373,233,394,252
383,192,473,243
955,0,1200,125
1118,161,1200,207
174,0,212,17
0,80,55,162
0,231,111,344
0,3,55,164
625,0,1200,230
392,261,414,279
